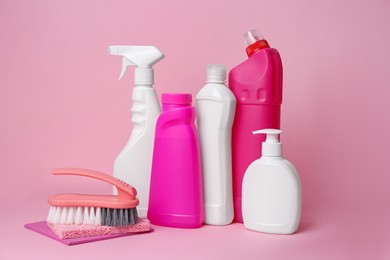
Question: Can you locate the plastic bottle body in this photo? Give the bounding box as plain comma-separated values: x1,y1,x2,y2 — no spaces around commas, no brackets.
113,86,160,218
242,157,301,234
148,94,204,228
229,48,283,223
109,45,164,219
196,83,236,225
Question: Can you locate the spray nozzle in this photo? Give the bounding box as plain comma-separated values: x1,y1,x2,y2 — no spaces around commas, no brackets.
108,46,164,84
253,129,282,157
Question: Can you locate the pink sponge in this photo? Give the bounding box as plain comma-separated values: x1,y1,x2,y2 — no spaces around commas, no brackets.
25,220,152,246
48,219,151,239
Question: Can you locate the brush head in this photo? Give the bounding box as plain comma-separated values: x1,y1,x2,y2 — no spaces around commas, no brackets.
47,206,139,227
47,168,140,227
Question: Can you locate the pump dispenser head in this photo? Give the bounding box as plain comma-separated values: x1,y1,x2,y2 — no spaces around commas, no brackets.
253,129,282,157
108,46,164,86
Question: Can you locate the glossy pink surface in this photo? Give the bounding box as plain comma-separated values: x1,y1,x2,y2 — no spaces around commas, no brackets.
148,94,204,228
49,168,138,208
229,47,282,222
1,0,389,259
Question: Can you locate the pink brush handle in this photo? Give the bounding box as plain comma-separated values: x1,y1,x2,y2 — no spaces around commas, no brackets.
52,168,137,201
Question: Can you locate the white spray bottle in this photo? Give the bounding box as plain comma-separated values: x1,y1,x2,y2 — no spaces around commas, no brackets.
242,129,301,234
196,64,236,225
108,46,164,218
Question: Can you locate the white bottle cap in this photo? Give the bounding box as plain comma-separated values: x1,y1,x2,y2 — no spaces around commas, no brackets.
253,129,282,157
207,64,226,83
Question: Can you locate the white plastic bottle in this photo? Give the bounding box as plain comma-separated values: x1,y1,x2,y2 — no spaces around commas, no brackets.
108,46,164,218
196,64,236,225
242,129,301,234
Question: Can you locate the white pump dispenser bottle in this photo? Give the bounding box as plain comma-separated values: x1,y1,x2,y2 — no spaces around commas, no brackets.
242,129,301,234
196,64,236,225
108,46,164,218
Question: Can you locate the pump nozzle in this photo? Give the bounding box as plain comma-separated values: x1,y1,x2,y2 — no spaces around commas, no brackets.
108,46,164,85
253,129,282,157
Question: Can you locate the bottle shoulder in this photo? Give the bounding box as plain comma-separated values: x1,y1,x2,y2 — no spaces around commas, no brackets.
228,48,283,105
196,83,236,102
244,157,301,195
156,106,195,128
230,48,281,72
246,157,298,176
132,86,161,107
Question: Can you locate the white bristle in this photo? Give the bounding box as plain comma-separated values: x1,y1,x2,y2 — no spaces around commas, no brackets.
66,207,75,224
47,206,54,223
94,207,101,225
60,207,68,224
88,207,96,225
51,206,56,222
46,206,51,222
75,207,83,224
83,207,90,225
48,205,112,226
54,207,62,224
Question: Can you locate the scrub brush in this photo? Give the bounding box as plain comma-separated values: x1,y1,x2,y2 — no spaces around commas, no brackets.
47,168,139,227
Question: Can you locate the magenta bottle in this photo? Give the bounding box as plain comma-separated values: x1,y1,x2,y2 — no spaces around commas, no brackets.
229,29,283,223
148,93,204,228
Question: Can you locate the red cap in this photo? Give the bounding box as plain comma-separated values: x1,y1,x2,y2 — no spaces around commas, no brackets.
246,39,270,57
243,29,270,56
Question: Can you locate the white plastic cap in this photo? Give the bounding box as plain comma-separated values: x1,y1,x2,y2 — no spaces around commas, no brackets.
108,45,164,86
253,129,282,157
207,64,226,83
243,29,264,47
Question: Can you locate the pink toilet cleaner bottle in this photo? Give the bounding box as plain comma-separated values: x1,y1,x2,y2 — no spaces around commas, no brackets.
229,29,283,223
148,93,204,228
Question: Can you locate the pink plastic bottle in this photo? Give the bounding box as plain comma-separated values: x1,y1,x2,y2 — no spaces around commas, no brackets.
229,29,283,223
148,93,204,228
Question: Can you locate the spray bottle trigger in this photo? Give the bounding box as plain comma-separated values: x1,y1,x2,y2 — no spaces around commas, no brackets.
118,57,135,80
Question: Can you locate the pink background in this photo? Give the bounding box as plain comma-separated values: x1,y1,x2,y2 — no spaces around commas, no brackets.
1,0,389,259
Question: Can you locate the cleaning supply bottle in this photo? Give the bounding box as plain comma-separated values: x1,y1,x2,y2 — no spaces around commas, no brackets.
148,93,204,228
242,129,301,234
196,64,236,225
229,29,283,222
108,46,164,218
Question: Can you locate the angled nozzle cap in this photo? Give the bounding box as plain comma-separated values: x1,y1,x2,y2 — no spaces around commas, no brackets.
253,129,282,157
243,29,270,56
244,29,264,47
